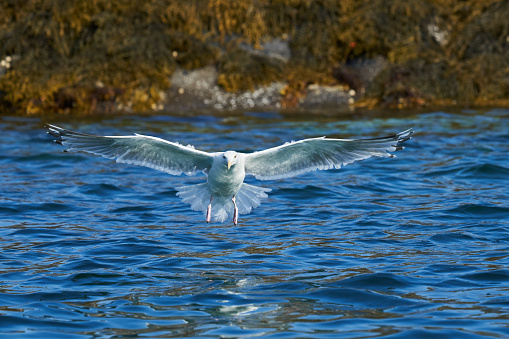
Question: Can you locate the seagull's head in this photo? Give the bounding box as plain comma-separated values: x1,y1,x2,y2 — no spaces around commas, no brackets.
223,151,238,170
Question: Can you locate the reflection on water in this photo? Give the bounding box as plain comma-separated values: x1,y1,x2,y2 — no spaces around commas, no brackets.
0,109,508,338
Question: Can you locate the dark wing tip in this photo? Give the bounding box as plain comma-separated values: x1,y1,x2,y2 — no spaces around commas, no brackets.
46,124,94,137
46,124,66,144
396,128,414,143
46,124,105,146
392,129,413,152
363,128,414,142
362,128,413,153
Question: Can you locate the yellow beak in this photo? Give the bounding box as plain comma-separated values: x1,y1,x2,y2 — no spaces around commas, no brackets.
227,160,233,170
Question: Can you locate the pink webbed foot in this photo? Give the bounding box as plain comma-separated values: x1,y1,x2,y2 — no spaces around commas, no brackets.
232,195,238,225
206,195,213,223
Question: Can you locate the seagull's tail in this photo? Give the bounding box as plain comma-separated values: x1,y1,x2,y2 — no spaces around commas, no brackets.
176,183,271,223
235,183,271,216
175,183,210,214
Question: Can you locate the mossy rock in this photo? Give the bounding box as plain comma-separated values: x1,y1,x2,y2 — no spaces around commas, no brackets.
217,49,286,92
0,0,218,113
337,0,443,62
448,1,509,60
1,0,509,113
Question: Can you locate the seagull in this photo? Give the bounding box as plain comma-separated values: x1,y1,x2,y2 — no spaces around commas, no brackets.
47,124,413,224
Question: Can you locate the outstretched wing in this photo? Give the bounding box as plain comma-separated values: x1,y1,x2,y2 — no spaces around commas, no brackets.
244,129,413,180
47,124,214,176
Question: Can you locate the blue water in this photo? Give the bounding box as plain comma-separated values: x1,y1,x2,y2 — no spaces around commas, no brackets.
0,109,508,338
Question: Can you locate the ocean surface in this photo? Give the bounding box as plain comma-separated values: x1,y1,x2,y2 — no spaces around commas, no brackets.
0,109,508,338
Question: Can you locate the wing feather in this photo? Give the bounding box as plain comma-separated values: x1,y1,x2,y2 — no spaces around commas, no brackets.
47,124,214,175
244,129,413,180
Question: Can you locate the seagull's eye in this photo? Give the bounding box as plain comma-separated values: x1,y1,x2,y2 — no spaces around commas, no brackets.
234,155,237,158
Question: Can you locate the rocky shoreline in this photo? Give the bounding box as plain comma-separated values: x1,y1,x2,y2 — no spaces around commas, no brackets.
1,0,508,115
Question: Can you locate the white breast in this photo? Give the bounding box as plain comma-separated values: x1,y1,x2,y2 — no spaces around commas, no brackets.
207,154,246,197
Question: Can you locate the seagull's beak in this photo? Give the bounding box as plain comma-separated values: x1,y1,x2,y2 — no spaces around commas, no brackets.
227,160,233,170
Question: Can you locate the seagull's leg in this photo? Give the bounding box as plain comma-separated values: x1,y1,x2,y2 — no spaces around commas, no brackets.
232,195,238,225
206,195,213,223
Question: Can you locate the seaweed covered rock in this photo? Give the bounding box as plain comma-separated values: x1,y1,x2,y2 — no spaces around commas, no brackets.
0,0,217,113
0,0,508,114
360,0,509,108
448,0,509,105
217,48,286,92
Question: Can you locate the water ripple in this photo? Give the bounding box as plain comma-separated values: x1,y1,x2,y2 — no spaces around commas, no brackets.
1,110,508,337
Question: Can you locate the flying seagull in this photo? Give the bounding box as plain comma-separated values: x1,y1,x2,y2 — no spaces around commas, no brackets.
47,124,412,224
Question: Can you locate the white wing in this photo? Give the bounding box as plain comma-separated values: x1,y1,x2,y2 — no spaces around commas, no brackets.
47,124,214,176
244,129,413,180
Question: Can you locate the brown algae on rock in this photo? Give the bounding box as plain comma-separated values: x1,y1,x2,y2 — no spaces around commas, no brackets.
0,0,508,114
